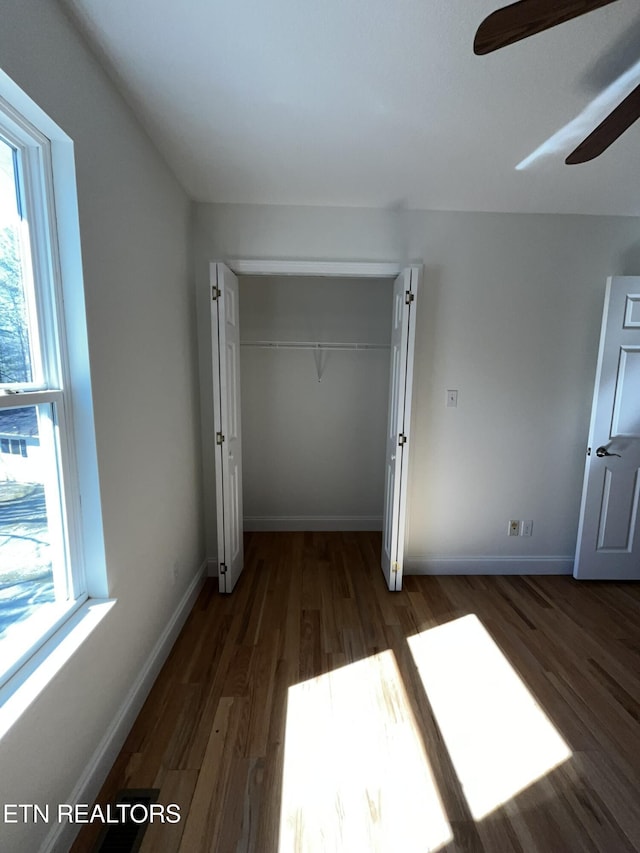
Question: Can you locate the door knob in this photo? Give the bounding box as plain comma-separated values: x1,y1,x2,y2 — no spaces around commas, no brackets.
596,446,621,458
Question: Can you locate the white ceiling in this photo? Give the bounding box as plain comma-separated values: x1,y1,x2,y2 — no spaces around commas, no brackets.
63,0,640,215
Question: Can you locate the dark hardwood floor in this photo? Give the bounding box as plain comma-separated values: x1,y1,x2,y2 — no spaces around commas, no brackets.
71,532,640,852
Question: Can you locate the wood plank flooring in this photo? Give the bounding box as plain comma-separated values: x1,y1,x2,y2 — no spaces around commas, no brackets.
71,532,640,852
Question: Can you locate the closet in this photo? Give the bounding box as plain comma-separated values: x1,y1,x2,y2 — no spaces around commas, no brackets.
211,261,419,594
239,274,393,532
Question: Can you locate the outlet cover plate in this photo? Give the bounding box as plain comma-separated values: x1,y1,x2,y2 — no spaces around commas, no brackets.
521,520,533,537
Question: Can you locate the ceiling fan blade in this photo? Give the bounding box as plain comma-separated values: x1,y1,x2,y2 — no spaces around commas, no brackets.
474,0,620,55
565,83,640,163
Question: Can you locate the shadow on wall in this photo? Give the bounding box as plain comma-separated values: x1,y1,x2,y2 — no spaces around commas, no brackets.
621,240,640,275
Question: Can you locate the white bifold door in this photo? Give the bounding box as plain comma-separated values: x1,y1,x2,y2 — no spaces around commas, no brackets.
574,276,640,580
381,268,418,591
211,263,244,593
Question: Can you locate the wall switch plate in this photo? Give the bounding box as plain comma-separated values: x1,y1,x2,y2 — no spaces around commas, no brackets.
508,519,520,536
446,389,458,408
521,520,533,537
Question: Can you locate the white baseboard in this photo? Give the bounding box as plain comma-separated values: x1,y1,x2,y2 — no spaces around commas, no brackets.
42,560,208,853
404,556,574,575
244,516,383,532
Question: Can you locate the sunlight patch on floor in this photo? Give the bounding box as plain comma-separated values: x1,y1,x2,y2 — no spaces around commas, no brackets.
279,649,452,853
408,614,572,821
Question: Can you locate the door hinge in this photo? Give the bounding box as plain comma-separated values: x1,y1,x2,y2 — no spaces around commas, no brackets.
392,561,400,573
587,447,591,456
398,433,407,446
216,432,225,445
405,291,414,305
219,562,227,575
212,285,221,301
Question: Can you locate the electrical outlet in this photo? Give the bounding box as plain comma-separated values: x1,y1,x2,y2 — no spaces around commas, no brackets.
508,519,520,537
171,561,179,584
521,520,533,537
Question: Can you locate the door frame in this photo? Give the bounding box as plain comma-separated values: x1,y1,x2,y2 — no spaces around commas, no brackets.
213,257,421,590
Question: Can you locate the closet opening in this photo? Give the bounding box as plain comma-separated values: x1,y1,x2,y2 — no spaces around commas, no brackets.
211,261,419,593
239,274,393,534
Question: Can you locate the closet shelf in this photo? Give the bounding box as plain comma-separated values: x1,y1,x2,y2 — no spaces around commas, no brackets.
240,340,390,351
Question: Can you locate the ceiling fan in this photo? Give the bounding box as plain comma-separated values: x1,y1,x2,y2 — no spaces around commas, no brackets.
474,0,640,164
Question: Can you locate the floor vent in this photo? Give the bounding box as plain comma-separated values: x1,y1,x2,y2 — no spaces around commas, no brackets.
93,789,160,853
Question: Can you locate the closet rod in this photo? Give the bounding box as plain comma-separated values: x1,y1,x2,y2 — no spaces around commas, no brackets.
240,340,390,351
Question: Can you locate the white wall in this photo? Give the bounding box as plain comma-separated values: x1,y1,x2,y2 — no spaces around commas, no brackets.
194,203,640,571
239,275,392,528
0,2,203,851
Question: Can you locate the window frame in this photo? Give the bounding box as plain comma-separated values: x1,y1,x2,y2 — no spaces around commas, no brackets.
0,72,107,694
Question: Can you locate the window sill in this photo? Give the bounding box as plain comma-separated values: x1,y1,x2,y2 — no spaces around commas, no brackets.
0,598,116,741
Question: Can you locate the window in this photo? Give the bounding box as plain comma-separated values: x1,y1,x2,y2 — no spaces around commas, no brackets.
0,74,105,692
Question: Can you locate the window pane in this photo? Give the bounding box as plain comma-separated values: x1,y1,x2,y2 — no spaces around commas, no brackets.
0,405,68,645
0,138,35,385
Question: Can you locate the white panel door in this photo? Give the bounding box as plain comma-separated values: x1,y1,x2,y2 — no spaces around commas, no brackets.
574,277,640,580
381,268,418,591
211,262,244,593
